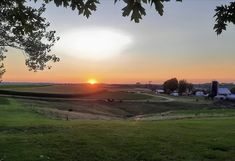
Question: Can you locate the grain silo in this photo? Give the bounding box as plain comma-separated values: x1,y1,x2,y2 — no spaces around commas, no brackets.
211,81,219,97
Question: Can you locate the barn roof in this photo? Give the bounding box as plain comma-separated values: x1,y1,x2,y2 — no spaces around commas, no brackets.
218,88,231,95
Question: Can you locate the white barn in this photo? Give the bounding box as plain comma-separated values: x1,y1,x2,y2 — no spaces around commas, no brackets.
218,88,231,96
215,88,235,101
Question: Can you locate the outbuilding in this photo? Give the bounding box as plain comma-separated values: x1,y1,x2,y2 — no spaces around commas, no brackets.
195,91,205,96
218,88,231,96
156,89,164,94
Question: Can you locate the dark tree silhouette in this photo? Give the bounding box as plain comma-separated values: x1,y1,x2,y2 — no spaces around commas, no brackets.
178,79,187,95
187,83,194,93
0,0,60,80
163,78,178,94
179,80,195,95
35,0,234,33
231,87,235,94
214,2,235,35
0,0,234,79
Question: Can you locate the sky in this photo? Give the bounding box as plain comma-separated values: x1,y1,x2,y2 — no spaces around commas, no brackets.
3,0,235,84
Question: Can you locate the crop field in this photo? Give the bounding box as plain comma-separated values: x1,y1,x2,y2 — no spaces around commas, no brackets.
0,84,155,100
0,85,235,161
0,84,103,94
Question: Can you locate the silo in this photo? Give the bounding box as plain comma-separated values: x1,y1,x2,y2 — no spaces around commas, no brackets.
211,81,219,97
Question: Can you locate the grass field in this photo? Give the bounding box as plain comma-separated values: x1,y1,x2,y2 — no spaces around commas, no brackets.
0,97,235,161
17,96,234,120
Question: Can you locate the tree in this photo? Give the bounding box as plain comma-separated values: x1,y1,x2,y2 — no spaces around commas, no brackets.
231,87,235,94
163,78,178,94
214,2,235,35
0,0,60,80
178,79,187,95
1,0,234,80
34,0,234,33
187,83,194,93
178,80,194,95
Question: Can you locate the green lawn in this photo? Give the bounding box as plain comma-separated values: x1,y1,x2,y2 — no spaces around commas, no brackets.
0,97,235,161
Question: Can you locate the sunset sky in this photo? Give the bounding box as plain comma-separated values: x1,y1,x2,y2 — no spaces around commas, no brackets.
4,0,235,84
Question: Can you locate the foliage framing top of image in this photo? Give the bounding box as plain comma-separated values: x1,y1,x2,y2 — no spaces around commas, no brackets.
0,0,234,80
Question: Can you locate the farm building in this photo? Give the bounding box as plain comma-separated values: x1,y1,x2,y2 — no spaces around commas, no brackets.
214,87,235,101
218,88,231,96
170,92,179,96
195,91,205,96
156,89,164,94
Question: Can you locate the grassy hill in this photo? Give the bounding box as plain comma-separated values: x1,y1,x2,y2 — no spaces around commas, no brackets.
0,97,235,161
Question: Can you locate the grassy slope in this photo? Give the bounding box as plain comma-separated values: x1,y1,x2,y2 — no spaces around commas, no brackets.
0,97,235,161
15,96,235,119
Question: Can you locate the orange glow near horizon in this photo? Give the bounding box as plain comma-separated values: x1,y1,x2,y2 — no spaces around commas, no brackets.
3,47,235,84
87,79,98,85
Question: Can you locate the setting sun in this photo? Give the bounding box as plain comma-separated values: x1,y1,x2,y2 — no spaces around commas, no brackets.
87,79,98,85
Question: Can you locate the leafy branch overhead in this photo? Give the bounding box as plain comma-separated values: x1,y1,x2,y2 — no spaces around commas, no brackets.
214,2,235,35
115,0,182,23
42,0,100,18
38,0,234,33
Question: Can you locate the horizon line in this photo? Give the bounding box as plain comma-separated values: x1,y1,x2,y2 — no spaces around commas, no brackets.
1,81,235,85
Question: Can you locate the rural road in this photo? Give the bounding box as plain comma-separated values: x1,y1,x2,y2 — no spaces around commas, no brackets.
139,93,175,102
